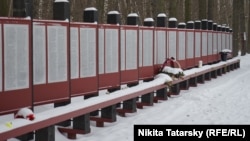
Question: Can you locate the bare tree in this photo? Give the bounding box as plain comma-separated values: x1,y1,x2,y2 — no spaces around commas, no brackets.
169,0,177,18
185,0,191,22
232,0,240,57
207,0,214,20
0,0,9,16
239,0,246,56
199,0,207,19
247,0,250,53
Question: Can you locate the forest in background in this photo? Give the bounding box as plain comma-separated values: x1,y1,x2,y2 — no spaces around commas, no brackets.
0,0,249,56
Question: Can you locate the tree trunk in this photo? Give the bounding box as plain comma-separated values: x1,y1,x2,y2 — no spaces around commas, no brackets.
239,0,246,56
247,0,250,53
169,0,177,18
232,0,240,57
185,0,191,22
0,0,9,16
207,0,214,20
199,0,207,19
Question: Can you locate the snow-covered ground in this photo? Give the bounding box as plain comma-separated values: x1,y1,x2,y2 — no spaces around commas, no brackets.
3,53,250,141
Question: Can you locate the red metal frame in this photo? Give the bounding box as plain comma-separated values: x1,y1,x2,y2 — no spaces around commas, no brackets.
139,26,155,80
177,28,187,69
70,22,98,97
194,30,202,67
217,31,222,61
186,29,195,69
207,30,214,63
201,30,208,65
212,31,219,63
120,25,139,85
98,24,121,90
32,19,70,105
0,18,32,115
154,27,167,74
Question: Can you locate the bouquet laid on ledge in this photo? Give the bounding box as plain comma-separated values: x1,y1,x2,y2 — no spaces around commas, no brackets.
161,66,185,80
159,57,185,80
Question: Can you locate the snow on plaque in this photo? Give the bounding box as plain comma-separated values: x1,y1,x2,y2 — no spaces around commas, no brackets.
208,32,213,55
105,29,119,73
33,24,46,84
121,29,137,70
4,24,29,91
125,30,137,70
98,28,104,74
80,28,96,77
202,32,207,56
155,30,166,64
178,31,185,60
0,25,2,92
168,31,177,59
222,33,226,50
142,30,153,66
195,32,201,57
47,25,67,83
70,27,79,79
213,33,217,54
187,32,194,59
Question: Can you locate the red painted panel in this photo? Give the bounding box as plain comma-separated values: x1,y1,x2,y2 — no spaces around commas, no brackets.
207,54,214,64
0,89,32,115
33,82,70,105
0,18,32,115
99,72,120,90
70,22,98,97
32,20,70,105
121,69,138,85
154,64,161,75
186,58,195,69
71,77,98,96
139,66,154,80
178,59,186,70
120,25,139,85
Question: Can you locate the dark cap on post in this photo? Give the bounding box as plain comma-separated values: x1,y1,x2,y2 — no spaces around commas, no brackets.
156,13,167,27
221,24,226,32
127,13,139,25
53,0,70,21
213,23,217,31
217,25,221,31
208,20,213,30
201,19,208,30
178,22,186,28
83,7,98,23
168,17,177,28
186,21,194,29
194,20,201,29
107,11,120,25
143,18,154,27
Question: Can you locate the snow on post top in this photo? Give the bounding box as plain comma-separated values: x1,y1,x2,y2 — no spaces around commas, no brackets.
84,7,97,11
221,49,232,53
178,22,186,25
144,18,154,22
108,11,120,15
54,0,69,2
128,13,138,17
169,17,177,21
157,13,167,17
